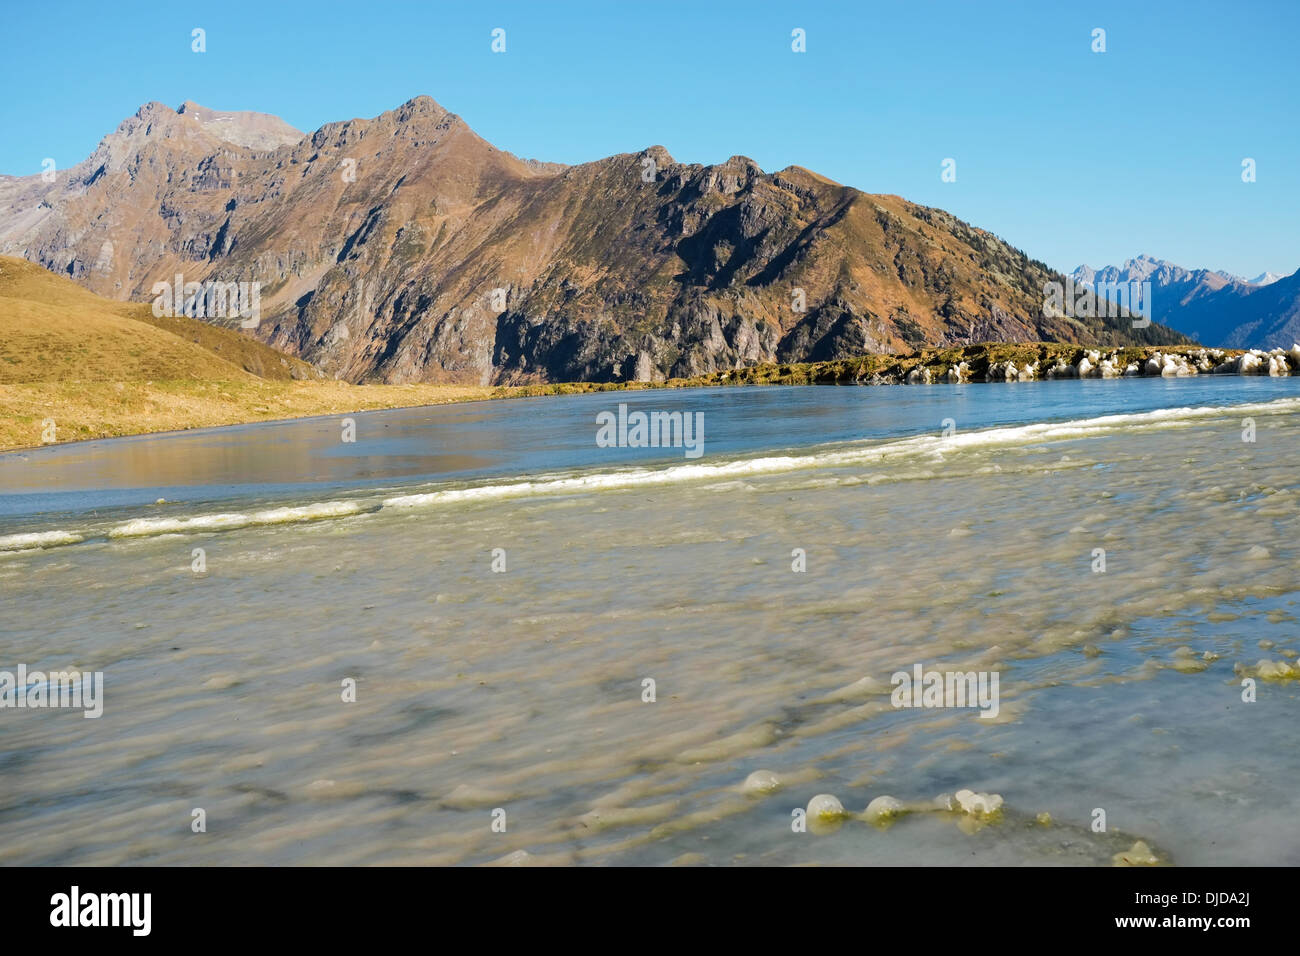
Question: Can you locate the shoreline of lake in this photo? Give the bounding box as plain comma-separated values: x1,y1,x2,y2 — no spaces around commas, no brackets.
3,341,1293,453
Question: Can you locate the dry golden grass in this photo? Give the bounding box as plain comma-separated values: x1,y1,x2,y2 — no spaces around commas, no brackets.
0,295,261,383
0,379,500,450
0,256,315,383
0,257,503,450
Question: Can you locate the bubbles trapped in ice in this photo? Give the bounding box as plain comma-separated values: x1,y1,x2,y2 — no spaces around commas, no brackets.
741,770,783,795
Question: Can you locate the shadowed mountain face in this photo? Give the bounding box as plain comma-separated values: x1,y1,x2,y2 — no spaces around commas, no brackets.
1169,269,1300,349
0,96,1186,384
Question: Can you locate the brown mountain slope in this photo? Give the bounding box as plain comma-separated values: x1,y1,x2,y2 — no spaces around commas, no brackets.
0,97,1187,385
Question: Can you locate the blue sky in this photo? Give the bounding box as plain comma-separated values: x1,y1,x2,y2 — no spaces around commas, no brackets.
2,0,1296,278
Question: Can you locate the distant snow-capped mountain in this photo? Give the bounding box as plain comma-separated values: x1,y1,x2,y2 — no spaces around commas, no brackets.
1069,256,1299,348
1069,255,1237,312
1248,271,1285,286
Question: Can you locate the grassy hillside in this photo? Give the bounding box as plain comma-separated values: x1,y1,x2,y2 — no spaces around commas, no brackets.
0,256,316,382
0,257,495,449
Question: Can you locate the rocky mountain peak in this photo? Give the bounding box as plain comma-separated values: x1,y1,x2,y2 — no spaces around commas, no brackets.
114,101,185,136
174,100,304,150
1249,271,1286,286
0,95,1188,385
395,94,448,116
638,145,677,168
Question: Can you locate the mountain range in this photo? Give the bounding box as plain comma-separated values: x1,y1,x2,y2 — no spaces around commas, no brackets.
1246,271,1285,287
1070,256,1300,350
0,97,1188,384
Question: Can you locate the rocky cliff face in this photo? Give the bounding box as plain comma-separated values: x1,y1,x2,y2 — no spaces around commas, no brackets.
0,96,1186,384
